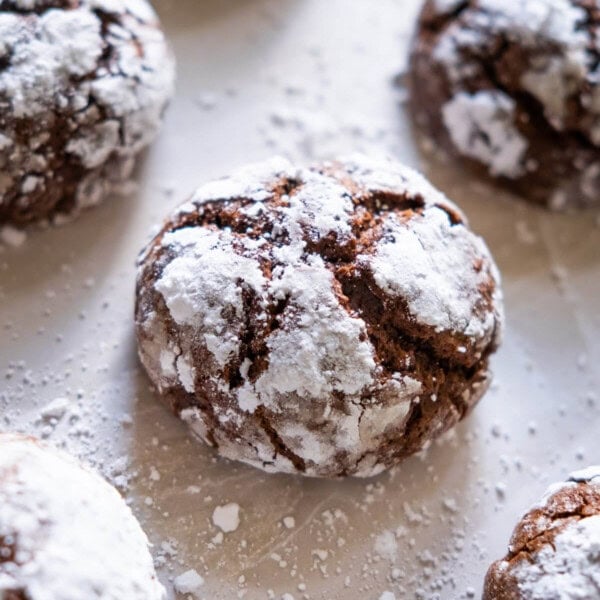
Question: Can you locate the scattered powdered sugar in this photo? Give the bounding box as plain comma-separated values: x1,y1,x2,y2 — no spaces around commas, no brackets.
173,569,204,597
513,516,600,599
264,106,394,163
442,91,528,178
212,503,241,533
39,396,70,420
0,435,165,600
0,225,27,248
374,530,398,563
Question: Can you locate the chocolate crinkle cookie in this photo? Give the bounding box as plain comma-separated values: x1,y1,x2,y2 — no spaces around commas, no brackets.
484,466,600,600
0,434,166,600
0,0,175,227
410,0,600,210
135,155,504,478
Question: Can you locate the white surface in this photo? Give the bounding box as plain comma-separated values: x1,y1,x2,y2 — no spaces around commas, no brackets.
1,1,600,598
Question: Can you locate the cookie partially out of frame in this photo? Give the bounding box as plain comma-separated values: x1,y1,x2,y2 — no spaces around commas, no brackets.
484,466,600,599
135,154,503,478
0,0,175,226
410,0,600,210
0,434,166,600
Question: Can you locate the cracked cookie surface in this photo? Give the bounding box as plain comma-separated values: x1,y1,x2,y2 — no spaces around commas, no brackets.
484,466,600,599
135,155,504,478
410,0,600,210
0,434,166,600
0,0,175,226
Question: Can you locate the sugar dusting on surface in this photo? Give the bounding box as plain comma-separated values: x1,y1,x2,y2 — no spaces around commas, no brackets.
173,569,204,597
0,435,166,600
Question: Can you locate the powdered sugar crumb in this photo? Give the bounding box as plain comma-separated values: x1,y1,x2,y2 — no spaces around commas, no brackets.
0,225,27,248
173,569,204,597
212,503,241,533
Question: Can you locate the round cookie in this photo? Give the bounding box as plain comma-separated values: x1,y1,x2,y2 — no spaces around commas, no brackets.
135,155,504,478
0,434,165,600
410,0,600,210
0,0,175,226
484,467,600,599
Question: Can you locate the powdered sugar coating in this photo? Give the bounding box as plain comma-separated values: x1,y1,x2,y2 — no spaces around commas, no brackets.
252,253,376,400
569,465,600,484
432,0,591,133
0,0,175,225
136,155,503,477
534,465,600,508
0,434,165,600
338,153,502,346
477,0,587,46
442,91,528,178
155,228,267,368
512,517,600,599
368,207,498,336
